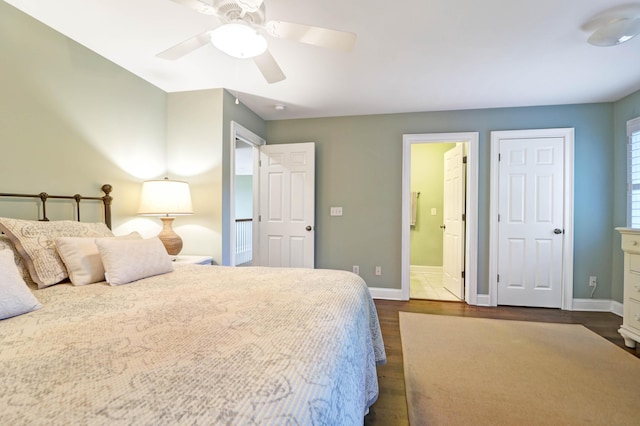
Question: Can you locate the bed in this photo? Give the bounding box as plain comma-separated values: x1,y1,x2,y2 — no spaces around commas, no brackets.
0,185,386,425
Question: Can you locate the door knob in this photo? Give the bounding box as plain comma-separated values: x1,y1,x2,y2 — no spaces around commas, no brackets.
440,225,446,230
553,228,563,234
306,226,312,231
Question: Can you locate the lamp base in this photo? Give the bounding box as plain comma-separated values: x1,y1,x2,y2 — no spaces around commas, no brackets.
157,217,183,256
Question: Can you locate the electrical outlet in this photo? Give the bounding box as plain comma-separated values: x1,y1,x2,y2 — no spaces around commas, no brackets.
589,276,597,287
375,266,382,276
352,265,359,275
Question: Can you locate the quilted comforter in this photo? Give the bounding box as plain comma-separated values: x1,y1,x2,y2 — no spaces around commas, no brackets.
0,264,386,425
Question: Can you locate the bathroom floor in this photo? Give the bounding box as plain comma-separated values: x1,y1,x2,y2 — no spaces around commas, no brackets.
410,268,461,301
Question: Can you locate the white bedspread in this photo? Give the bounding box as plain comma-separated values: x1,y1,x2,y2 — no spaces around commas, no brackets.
0,265,385,425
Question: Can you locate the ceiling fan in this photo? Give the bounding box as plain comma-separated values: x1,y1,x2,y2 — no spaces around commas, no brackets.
158,0,357,83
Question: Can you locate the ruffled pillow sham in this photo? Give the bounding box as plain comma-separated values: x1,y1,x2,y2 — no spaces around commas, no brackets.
0,218,113,288
0,235,36,288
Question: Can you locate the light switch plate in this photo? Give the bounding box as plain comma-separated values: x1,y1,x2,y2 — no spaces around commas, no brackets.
330,207,343,216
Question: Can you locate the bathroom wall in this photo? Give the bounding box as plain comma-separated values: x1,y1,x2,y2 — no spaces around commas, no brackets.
410,143,455,266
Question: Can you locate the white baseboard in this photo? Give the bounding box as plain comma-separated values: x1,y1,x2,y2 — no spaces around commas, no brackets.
369,287,405,300
475,294,491,306
611,300,624,317
369,290,624,316
572,298,622,315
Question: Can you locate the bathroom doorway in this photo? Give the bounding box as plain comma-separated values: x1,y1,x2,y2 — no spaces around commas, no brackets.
401,132,479,304
409,142,464,301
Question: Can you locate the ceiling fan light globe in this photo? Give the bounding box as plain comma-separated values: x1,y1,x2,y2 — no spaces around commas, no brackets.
210,23,267,59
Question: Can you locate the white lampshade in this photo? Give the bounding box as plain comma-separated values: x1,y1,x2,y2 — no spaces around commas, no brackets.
210,22,268,59
137,178,193,216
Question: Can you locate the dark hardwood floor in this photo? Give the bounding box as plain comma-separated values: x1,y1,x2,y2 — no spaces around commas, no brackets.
363,298,639,426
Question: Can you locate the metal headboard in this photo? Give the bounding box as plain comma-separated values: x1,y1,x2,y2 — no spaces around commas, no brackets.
0,184,113,229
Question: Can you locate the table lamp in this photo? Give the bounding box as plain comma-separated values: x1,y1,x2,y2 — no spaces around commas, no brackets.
137,177,193,256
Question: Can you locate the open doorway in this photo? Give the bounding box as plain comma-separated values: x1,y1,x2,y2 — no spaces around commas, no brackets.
409,142,465,301
401,132,479,304
234,139,254,266
229,121,264,267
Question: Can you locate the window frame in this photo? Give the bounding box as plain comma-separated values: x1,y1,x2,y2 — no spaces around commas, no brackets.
627,116,640,228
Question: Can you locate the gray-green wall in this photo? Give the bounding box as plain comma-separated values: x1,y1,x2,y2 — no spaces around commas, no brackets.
235,176,253,219
266,103,616,297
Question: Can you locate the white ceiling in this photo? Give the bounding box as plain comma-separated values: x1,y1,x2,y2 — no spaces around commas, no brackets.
6,0,640,120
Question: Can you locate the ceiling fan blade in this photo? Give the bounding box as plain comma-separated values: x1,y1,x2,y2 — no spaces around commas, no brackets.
253,50,286,84
157,31,212,60
266,20,356,51
588,18,640,46
168,0,216,15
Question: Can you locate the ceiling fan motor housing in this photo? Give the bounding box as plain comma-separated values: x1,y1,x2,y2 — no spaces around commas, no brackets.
211,0,266,25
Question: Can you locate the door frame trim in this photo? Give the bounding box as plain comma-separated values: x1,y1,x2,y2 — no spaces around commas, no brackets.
229,121,265,266
489,128,574,309
401,132,479,304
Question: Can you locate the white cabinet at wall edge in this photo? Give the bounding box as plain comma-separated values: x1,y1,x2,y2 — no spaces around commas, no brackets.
617,227,640,348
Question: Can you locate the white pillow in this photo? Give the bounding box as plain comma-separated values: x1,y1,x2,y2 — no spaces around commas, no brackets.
0,249,42,320
0,218,114,288
56,232,142,286
96,238,174,286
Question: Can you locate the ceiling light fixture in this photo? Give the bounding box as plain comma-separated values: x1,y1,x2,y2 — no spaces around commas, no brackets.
274,104,285,111
210,22,267,59
588,17,640,46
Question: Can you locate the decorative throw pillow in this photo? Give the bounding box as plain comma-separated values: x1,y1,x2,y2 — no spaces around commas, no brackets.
56,232,143,286
0,235,36,288
0,218,114,288
96,237,174,286
0,249,42,320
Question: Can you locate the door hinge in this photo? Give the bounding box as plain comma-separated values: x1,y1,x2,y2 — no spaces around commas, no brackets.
258,215,261,222
462,213,466,221
461,270,465,279
462,156,467,164
498,153,501,161
498,214,501,222
497,274,500,283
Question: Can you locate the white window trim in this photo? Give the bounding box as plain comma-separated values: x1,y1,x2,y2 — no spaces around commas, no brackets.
627,116,640,227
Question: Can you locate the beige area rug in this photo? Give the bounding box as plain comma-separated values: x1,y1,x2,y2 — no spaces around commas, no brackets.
399,313,640,426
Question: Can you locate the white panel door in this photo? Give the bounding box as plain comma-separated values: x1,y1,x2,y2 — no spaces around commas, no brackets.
259,142,315,268
442,144,465,299
497,137,564,307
